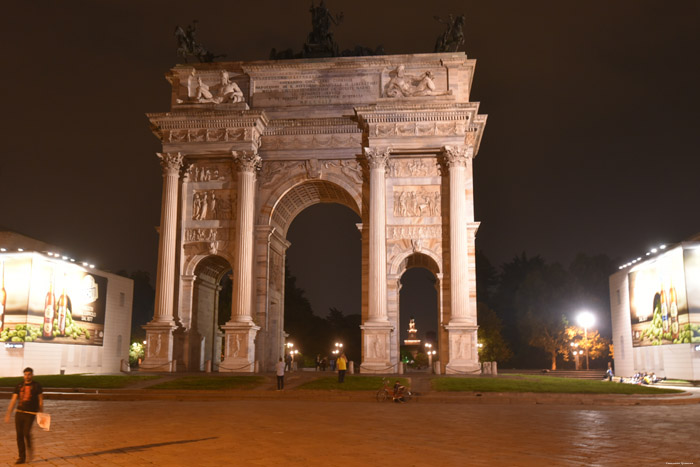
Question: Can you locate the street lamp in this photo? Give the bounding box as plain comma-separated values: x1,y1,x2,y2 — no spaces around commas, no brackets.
577,311,595,370
570,342,580,370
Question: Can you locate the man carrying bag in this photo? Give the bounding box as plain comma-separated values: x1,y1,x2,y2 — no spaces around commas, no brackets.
5,367,44,464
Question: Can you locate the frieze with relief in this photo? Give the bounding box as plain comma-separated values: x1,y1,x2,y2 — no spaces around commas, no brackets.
185,228,229,243
388,158,439,178
372,121,466,138
263,133,361,150
387,225,442,240
186,164,231,182
392,186,441,217
166,127,248,144
192,190,233,220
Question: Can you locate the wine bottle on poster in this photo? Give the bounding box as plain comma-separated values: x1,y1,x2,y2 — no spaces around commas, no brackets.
43,271,56,339
669,283,679,340
57,274,68,336
0,260,6,332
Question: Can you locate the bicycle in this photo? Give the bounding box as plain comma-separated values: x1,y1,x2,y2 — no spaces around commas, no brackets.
376,377,413,402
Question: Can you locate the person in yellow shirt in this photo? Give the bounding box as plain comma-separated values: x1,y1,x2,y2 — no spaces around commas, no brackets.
337,352,348,383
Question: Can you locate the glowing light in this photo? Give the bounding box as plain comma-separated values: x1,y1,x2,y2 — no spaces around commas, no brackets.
577,311,595,329
0,248,6,252
660,244,667,249
82,262,88,266
651,248,657,253
89,264,95,269
17,248,24,252
62,256,68,260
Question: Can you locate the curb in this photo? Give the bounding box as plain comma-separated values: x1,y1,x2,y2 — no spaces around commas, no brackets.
1,388,698,406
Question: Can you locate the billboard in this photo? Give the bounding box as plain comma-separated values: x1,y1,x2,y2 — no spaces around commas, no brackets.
0,253,107,346
628,245,700,347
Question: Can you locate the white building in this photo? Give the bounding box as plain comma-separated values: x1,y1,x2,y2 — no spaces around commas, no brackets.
609,238,700,380
0,232,133,376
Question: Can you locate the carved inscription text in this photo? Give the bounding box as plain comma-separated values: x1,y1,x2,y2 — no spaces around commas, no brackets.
252,73,380,106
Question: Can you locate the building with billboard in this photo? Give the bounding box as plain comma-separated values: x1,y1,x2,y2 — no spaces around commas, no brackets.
610,237,700,380
0,232,133,376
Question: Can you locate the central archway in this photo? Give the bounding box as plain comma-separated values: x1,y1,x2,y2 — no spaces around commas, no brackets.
255,177,363,371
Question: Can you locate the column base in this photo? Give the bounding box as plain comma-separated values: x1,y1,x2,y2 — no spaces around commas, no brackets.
444,323,480,375
140,322,177,372
220,322,260,373
360,322,395,373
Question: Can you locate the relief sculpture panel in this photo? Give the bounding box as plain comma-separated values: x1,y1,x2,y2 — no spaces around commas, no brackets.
185,228,229,243
388,158,439,178
192,190,233,220
392,186,441,217
187,164,231,182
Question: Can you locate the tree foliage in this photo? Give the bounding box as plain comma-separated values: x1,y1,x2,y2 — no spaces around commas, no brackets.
479,252,615,370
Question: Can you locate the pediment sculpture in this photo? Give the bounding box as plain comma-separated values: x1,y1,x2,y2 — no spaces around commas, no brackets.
177,70,245,104
383,65,450,98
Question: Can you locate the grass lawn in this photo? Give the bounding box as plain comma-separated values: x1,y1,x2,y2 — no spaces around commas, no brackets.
0,375,159,389
432,375,684,395
147,376,266,390
296,376,409,391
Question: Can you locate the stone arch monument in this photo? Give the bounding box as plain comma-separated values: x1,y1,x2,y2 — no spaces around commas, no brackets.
144,53,487,374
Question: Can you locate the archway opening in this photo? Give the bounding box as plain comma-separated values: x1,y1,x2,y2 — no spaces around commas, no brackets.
191,254,232,371
285,203,362,368
399,254,440,372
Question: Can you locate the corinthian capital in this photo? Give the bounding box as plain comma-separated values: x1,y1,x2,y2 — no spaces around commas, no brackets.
442,145,470,168
363,147,392,170
157,152,184,174
232,150,262,173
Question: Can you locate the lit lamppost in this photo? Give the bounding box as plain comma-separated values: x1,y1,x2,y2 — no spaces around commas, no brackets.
577,311,595,370
425,343,436,371
570,342,580,370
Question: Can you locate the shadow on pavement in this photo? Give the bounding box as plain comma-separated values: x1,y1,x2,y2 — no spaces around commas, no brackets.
33,436,218,462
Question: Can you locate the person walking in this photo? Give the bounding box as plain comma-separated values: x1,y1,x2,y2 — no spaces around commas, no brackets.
337,352,348,383
275,357,285,391
5,367,43,464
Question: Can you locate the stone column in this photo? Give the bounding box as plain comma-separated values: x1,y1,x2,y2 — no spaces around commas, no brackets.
220,150,261,373
443,145,479,374
360,147,394,373
153,152,183,323
141,152,183,372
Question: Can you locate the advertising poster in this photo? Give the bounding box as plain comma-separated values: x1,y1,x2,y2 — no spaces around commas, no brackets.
0,253,107,346
628,246,700,347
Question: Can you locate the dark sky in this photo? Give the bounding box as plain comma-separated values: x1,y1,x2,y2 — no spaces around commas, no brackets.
2,1,699,340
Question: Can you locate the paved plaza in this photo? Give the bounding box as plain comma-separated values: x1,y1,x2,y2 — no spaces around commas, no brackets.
1,398,699,466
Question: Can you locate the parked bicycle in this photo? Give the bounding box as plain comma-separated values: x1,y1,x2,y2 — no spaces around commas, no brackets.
376,377,413,402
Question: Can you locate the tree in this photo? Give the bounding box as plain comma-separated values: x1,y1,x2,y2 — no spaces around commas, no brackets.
563,325,611,368
515,261,569,369
116,270,155,343
476,302,512,363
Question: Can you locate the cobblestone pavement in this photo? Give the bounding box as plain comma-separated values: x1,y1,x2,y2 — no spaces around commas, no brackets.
1,399,698,466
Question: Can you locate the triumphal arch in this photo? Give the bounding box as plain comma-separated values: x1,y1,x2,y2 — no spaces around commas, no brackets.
143,52,487,374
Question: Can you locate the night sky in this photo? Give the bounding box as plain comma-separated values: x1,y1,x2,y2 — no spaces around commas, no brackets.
3,1,699,341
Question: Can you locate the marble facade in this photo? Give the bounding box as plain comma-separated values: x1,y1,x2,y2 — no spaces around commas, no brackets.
143,53,487,373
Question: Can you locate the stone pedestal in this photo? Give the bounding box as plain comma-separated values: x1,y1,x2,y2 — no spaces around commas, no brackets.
444,324,480,374
219,323,260,372
142,323,177,372
360,323,393,373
